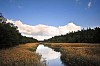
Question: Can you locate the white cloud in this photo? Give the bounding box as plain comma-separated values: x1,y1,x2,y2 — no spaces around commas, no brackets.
88,0,92,8
7,19,81,40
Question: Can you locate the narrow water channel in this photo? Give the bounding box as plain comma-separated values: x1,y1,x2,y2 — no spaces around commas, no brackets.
36,44,64,66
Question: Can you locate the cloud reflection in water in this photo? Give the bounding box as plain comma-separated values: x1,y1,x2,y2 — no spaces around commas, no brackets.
36,45,61,60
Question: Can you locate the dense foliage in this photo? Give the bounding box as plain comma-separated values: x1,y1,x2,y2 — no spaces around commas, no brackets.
44,27,100,43
0,22,38,49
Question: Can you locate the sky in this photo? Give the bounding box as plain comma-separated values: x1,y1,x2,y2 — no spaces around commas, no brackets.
0,0,100,40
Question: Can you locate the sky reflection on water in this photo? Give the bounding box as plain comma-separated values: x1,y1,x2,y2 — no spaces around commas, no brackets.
36,44,64,66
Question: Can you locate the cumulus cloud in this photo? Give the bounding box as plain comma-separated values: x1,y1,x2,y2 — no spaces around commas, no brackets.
88,0,92,8
7,19,81,40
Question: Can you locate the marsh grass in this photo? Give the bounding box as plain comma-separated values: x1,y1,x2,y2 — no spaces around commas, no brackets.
60,47,100,66
44,43,100,66
0,43,43,66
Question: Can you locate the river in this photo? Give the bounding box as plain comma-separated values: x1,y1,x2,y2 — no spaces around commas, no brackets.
36,44,64,66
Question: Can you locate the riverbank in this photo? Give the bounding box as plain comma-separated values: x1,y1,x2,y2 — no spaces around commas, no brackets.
0,43,100,66
44,43,100,66
0,43,43,66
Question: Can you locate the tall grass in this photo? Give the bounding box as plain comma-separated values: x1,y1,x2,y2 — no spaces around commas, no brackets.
0,43,43,66
44,43,100,66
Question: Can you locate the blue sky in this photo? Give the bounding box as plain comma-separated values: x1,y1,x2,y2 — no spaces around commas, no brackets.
0,0,100,40
0,0,100,27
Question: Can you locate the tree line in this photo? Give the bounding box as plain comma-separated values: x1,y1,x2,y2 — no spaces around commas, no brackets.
0,13,100,49
44,27,100,43
0,22,38,49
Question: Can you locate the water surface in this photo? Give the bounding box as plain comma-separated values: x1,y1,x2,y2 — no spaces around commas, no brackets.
36,44,64,66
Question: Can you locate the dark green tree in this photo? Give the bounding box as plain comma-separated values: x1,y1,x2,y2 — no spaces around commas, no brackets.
44,27,100,43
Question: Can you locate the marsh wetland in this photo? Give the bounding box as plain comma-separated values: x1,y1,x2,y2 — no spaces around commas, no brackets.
43,43,100,66
0,43,100,66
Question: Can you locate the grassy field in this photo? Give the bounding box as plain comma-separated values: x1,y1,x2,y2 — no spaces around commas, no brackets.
44,43,100,66
0,43,43,66
0,43,100,66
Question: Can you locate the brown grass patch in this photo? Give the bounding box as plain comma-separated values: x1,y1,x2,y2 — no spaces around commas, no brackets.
0,43,43,66
44,43,100,66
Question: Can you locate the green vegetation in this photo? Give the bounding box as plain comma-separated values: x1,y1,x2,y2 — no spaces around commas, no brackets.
0,13,100,66
0,18,38,49
44,27,100,43
44,43,100,66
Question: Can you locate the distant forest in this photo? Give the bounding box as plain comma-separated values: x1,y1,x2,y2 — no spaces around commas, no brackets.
0,14,100,49
44,27,100,43
0,21,38,49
